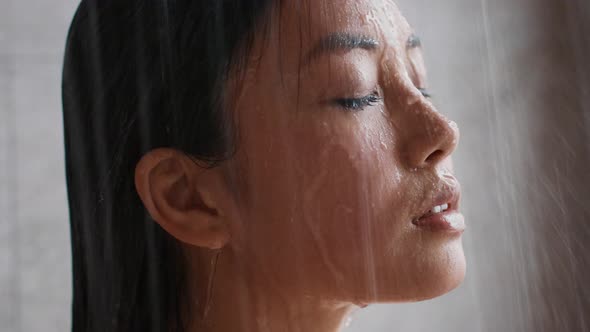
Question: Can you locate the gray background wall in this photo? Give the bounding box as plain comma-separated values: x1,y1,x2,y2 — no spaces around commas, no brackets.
1,1,588,331
1,0,76,331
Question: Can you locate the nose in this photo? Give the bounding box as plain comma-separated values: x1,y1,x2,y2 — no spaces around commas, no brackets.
400,102,460,170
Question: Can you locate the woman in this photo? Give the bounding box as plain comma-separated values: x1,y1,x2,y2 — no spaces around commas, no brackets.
62,0,465,331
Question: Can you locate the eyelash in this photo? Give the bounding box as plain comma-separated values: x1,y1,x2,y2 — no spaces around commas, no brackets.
333,88,431,112
418,88,432,98
333,92,382,111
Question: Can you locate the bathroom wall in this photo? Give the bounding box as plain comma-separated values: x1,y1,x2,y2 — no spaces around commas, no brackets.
1,0,77,331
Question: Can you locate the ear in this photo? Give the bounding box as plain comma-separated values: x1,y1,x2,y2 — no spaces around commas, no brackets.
134,148,231,249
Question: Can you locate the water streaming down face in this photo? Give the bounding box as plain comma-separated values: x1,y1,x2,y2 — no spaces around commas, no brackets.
213,0,465,308
121,0,465,329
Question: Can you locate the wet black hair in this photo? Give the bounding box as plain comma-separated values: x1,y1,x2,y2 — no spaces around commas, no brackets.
62,1,274,331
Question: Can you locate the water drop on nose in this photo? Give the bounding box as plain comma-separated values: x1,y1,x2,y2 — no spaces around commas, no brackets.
344,315,353,328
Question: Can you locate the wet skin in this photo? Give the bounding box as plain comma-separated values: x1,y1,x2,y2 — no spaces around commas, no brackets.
135,1,465,331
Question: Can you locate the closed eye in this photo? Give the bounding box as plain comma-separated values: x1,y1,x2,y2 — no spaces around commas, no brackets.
333,92,382,111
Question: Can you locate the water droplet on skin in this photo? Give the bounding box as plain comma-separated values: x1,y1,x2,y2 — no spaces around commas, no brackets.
344,315,353,328
392,169,402,185
363,9,379,26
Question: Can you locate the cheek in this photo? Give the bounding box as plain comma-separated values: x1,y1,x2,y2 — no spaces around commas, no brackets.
296,118,398,243
270,113,408,273
235,107,402,248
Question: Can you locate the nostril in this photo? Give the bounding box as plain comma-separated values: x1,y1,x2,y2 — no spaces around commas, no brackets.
425,149,445,164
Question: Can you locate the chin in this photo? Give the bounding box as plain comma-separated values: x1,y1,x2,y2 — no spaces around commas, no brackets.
355,238,466,304
412,238,466,301
409,255,466,302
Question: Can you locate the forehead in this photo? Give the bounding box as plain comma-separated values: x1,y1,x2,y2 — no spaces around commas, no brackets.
229,0,417,104
274,0,412,55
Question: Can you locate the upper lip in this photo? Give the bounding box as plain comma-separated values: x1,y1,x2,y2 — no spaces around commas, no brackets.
412,177,461,222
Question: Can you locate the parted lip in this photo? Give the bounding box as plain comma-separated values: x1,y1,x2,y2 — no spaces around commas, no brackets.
412,176,461,223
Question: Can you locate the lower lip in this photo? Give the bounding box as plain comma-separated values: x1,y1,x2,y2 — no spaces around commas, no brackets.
412,211,465,233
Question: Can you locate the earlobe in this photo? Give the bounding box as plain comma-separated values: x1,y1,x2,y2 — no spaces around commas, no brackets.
134,148,231,249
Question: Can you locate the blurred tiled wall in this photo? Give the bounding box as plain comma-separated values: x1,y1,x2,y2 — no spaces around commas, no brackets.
0,1,79,331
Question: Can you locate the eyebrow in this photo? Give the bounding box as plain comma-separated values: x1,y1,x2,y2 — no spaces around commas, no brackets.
304,32,422,66
304,32,380,65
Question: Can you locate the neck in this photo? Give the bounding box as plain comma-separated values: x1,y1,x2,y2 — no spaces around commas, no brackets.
185,247,355,332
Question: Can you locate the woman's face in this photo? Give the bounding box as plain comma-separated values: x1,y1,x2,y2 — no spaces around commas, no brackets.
223,0,465,304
